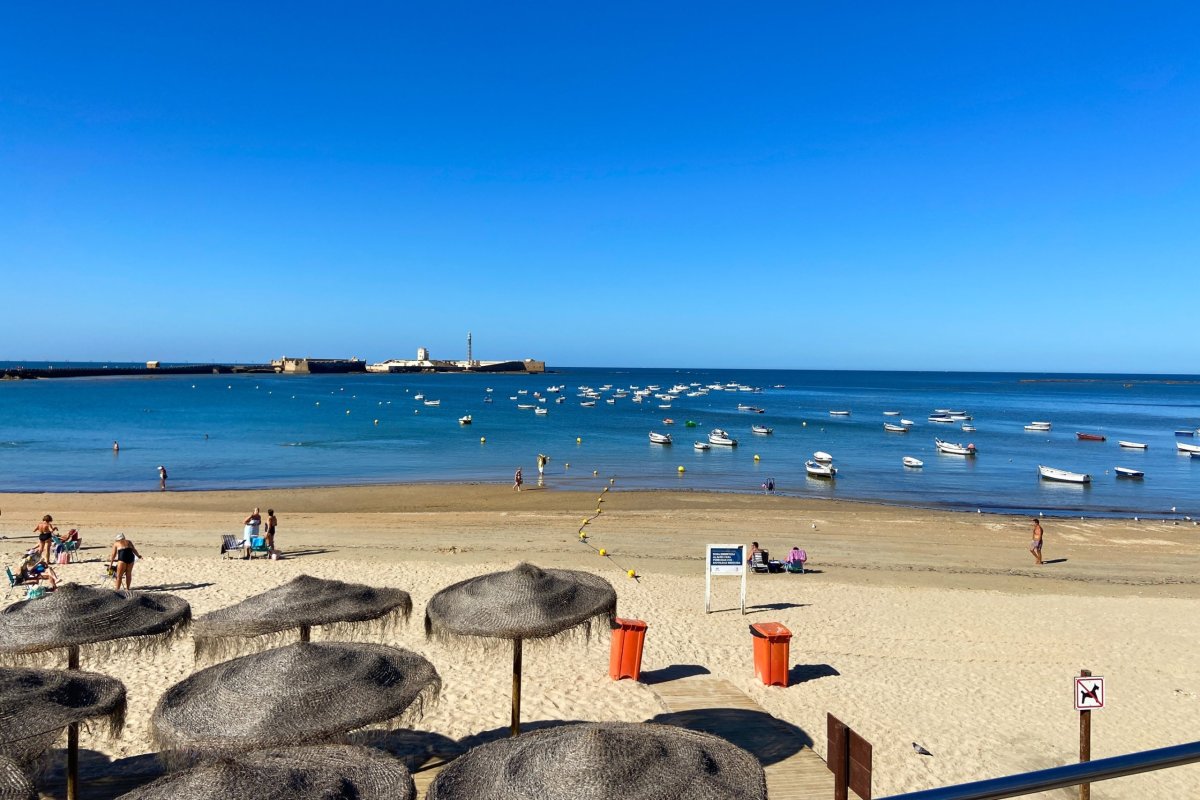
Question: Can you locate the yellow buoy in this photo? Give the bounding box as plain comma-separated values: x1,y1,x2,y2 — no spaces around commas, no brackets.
581,519,589,526
627,569,636,578
579,531,587,539
576,437,582,444
480,437,486,443
595,508,602,514
598,548,607,556
609,478,615,485
677,465,685,473
753,454,760,461
564,463,569,468
374,419,379,425
593,470,598,476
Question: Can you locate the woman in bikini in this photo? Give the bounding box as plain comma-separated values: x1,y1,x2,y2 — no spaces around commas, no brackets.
109,533,142,591
33,515,57,563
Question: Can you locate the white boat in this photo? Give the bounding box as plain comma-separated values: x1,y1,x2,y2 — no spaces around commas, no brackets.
1114,466,1144,479
693,441,711,451
812,451,833,463
580,401,596,407
829,410,851,416
1118,441,1147,449
884,423,908,433
929,415,954,424
708,429,738,447
949,415,971,421
751,425,773,435
649,432,671,444
1176,441,1200,454
458,415,472,425
805,460,837,478
1038,465,1091,483
903,456,923,468
883,411,901,416
1026,421,1052,431
961,424,976,432
414,394,425,401
517,404,536,410
423,399,441,407
1024,424,1050,432
934,438,976,456
534,407,548,416
900,419,915,427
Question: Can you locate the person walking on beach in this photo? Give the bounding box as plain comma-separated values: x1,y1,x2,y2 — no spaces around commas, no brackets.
513,467,523,491
158,465,168,491
1030,518,1044,565
108,533,142,591
33,515,57,563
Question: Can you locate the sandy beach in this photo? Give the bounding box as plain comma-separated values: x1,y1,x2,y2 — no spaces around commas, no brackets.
3,483,1199,798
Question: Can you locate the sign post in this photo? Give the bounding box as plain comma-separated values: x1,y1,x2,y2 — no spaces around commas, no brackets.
705,544,746,614
1074,669,1104,800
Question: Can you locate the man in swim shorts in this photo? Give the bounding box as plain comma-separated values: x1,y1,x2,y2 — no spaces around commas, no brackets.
1030,518,1044,565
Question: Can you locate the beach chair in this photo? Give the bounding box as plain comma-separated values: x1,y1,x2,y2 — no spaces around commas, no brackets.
220,534,271,559
785,549,807,574
52,532,81,564
749,550,770,574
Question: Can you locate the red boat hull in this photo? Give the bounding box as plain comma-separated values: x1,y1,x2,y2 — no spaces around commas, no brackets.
1076,433,1106,441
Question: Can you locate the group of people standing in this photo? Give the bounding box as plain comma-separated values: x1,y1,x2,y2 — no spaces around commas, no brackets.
513,454,552,491
238,507,278,558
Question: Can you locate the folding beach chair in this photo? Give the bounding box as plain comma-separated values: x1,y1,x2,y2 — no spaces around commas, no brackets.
749,550,770,574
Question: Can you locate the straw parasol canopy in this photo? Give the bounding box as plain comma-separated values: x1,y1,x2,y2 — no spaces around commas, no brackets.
427,722,767,800
0,668,126,766
193,575,412,661
424,563,616,735
151,642,439,759
115,745,415,800
0,756,35,800
0,585,191,661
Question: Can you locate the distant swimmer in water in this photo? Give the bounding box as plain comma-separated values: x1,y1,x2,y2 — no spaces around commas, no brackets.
112,440,119,453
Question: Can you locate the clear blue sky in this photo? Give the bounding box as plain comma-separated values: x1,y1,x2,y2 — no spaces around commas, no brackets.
2,3,1197,371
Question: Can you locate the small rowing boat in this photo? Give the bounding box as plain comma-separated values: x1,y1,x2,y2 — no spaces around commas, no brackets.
1118,441,1147,449
929,414,954,423
829,410,851,416
751,425,773,435
423,399,441,407
693,441,710,451
1039,465,1091,483
961,424,976,432
1025,421,1052,431
805,460,837,478
1076,432,1106,442
883,423,908,433
1175,429,1197,437
900,419,915,427
1114,467,1144,479
934,438,976,456
649,432,671,444
903,456,923,468
883,411,901,416
534,407,548,416
812,451,833,463
1176,441,1200,454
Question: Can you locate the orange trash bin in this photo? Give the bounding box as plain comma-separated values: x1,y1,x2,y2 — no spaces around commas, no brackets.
749,622,791,687
609,618,648,681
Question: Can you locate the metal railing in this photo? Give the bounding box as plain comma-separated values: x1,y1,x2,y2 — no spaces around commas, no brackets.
877,740,1200,800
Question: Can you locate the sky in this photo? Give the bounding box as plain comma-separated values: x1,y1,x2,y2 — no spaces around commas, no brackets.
1,3,1198,372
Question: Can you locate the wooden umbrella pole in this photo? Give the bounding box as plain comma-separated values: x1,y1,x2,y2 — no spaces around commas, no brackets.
510,638,523,737
67,644,79,800
299,624,311,642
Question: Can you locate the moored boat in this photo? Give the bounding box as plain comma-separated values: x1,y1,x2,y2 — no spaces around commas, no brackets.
517,403,536,409
900,419,915,427
1114,467,1144,479
1176,441,1200,454
649,431,671,444
929,414,954,423
812,451,833,463
883,423,908,433
961,424,976,432
1076,432,1106,442
902,456,923,468
883,411,901,416
1118,440,1147,449
934,438,976,456
693,441,711,451
458,415,472,425
423,399,441,407
751,425,773,435
1025,421,1052,431
829,410,851,416
1038,465,1091,483
805,460,837,478
534,407,548,416
1175,429,1197,437
708,429,738,447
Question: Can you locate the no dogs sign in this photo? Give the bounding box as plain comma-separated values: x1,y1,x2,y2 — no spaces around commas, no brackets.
1074,676,1105,710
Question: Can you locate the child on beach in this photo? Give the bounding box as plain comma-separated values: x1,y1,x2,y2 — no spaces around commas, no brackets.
1030,519,1044,565
513,467,523,491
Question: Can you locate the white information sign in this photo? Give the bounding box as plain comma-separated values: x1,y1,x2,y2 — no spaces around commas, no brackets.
1074,676,1105,710
705,543,747,614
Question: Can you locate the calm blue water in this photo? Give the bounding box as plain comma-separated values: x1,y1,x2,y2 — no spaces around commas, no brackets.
1,367,1198,517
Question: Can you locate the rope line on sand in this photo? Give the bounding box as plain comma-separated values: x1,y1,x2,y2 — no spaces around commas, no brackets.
576,478,639,581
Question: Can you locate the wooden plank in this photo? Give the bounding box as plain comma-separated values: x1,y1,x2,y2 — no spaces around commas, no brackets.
651,676,834,800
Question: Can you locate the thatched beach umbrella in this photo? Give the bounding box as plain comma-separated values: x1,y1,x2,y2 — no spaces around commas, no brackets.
151,641,439,760
0,756,35,800
0,667,126,767
424,563,616,736
0,585,190,800
427,721,767,800
115,744,416,800
192,575,412,661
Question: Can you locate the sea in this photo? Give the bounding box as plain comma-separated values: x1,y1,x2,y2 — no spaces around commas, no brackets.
1,365,1198,518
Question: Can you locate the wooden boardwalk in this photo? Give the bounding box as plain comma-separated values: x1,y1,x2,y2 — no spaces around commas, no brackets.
650,675,834,799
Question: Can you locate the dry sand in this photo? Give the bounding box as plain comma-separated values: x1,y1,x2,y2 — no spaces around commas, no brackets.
2,483,1198,798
